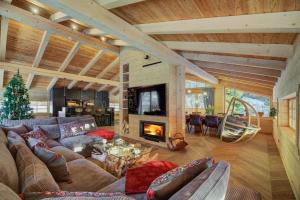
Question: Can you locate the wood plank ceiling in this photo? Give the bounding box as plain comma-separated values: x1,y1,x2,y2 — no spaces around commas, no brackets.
0,0,299,96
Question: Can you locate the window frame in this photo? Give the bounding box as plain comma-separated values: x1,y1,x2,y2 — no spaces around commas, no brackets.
289,98,297,130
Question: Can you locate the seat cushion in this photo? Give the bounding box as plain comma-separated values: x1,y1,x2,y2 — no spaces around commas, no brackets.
58,159,117,192
33,124,60,140
169,161,230,200
15,142,60,192
0,183,21,200
125,161,178,194
87,129,115,140
60,135,103,150
0,140,19,193
50,146,84,162
147,157,214,200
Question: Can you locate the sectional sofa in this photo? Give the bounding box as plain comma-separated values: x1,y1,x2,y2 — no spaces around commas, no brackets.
0,115,241,200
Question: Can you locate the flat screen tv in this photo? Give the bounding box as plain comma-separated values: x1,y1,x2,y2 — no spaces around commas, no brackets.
128,84,166,116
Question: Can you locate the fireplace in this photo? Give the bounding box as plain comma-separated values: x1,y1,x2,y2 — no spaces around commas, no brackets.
140,121,166,142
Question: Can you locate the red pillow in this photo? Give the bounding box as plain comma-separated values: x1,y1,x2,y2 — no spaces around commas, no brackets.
125,160,178,194
86,129,114,140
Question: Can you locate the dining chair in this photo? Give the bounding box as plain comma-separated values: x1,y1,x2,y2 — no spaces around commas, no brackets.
189,114,203,134
204,115,219,135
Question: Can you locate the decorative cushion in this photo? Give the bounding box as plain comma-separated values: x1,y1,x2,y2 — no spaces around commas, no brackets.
1,117,57,131
2,124,28,135
86,129,114,140
0,128,7,143
26,137,48,149
170,161,230,200
79,117,97,132
33,124,60,140
20,127,47,141
147,157,214,200
59,121,86,140
7,130,26,143
23,191,134,200
14,142,60,192
33,146,71,182
0,139,19,193
125,161,178,194
0,183,21,200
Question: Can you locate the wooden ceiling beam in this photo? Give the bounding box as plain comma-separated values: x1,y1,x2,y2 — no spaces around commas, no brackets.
98,73,119,92
84,57,119,90
181,52,286,71
109,86,119,96
203,68,277,83
95,0,145,9
195,61,281,77
50,12,72,22
26,31,51,89
163,41,293,58
135,11,300,34
68,49,105,89
47,42,81,91
0,16,9,88
0,2,119,54
0,61,119,86
37,0,218,84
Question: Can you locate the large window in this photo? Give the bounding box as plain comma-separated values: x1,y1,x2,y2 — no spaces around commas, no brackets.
225,88,270,116
185,93,205,109
289,98,296,130
109,102,120,112
30,101,48,113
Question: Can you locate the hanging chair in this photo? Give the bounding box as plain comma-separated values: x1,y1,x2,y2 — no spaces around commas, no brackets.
220,97,261,143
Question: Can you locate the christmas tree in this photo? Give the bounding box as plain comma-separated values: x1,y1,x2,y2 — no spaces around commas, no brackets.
0,70,33,122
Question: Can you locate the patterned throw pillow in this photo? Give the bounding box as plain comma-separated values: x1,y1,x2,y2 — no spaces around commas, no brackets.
34,146,71,182
147,157,214,200
23,191,135,200
21,128,49,149
33,124,60,140
79,118,97,132
59,121,86,140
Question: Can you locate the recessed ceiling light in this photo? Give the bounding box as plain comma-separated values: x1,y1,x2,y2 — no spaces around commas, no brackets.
31,7,39,15
100,36,107,42
71,24,78,30
187,89,192,94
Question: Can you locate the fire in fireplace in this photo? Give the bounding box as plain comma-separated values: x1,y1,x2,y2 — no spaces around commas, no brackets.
140,121,166,142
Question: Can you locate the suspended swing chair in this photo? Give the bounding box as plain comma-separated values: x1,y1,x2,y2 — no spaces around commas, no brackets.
220,97,261,143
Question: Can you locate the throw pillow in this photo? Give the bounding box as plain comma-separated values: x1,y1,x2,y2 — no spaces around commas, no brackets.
20,127,47,141
33,145,71,182
147,157,214,200
33,124,60,140
125,161,178,194
59,121,86,140
26,137,48,150
79,118,97,132
23,191,134,200
2,124,28,135
86,128,114,140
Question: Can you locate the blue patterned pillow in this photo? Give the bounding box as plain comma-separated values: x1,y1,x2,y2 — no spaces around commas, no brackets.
59,121,86,140
147,157,214,200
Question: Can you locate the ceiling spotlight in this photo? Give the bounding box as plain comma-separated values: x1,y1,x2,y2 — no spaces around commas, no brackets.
100,36,107,42
31,7,39,15
187,89,192,94
71,24,78,30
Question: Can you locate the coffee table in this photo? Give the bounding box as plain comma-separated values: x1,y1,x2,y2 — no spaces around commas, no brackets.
88,138,152,177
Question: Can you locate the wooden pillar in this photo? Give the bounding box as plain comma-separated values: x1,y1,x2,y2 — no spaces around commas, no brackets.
176,65,186,136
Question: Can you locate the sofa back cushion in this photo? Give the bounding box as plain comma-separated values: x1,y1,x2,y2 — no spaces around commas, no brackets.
57,115,93,125
0,128,7,143
0,183,21,200
1,118,58,131
15,142,60,192
0,138,19,193
169,161,230,200
2,124,28,135
33,124,60,140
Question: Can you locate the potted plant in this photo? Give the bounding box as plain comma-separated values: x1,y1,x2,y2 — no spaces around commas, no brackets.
270,107,278,119
207,105,214,115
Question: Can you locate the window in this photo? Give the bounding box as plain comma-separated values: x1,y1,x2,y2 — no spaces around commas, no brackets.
109,103,120,112
225,88,270,116
185,93,205,109
30,101,48,113
289,98,296,130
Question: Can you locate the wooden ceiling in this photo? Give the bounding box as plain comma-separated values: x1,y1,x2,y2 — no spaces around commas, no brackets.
0,0,299,96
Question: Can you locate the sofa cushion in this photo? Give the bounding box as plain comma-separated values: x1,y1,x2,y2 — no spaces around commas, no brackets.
78,117,97,132
169,161,230,200
59,121,86,140
23,191,134,200
57,115,92,125
87,129,114,140
34,146,71,182
60,135,103,150
26,137,48,149
1,118,57,131
58,158,117,192
2,124,28,135
0,183,21,200
0,139,19,193
46,139,62,148
33,124,60,140
20,127,48,141
15,142,60,192
147,157,214,200
125,161,178,194
50,146,84,162
0,128,7,143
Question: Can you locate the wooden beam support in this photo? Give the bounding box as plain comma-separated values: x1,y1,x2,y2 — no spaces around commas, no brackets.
98,73,119,92
135,11,300,34
0,16,9,88
95,0,145,9
163,41,293,58
0,61,119,86
195,61,281,77
203,68,277,83
84,57,119,90
26,31,51,89
47,42,81,91
0,2,119,54
181,52,286,70
37,0,218,84
68,50,105,89
83,28,105,36
109,86,119,96
50,12,71,22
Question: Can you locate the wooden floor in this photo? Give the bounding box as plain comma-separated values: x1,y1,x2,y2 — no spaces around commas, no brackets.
105,126,295,200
